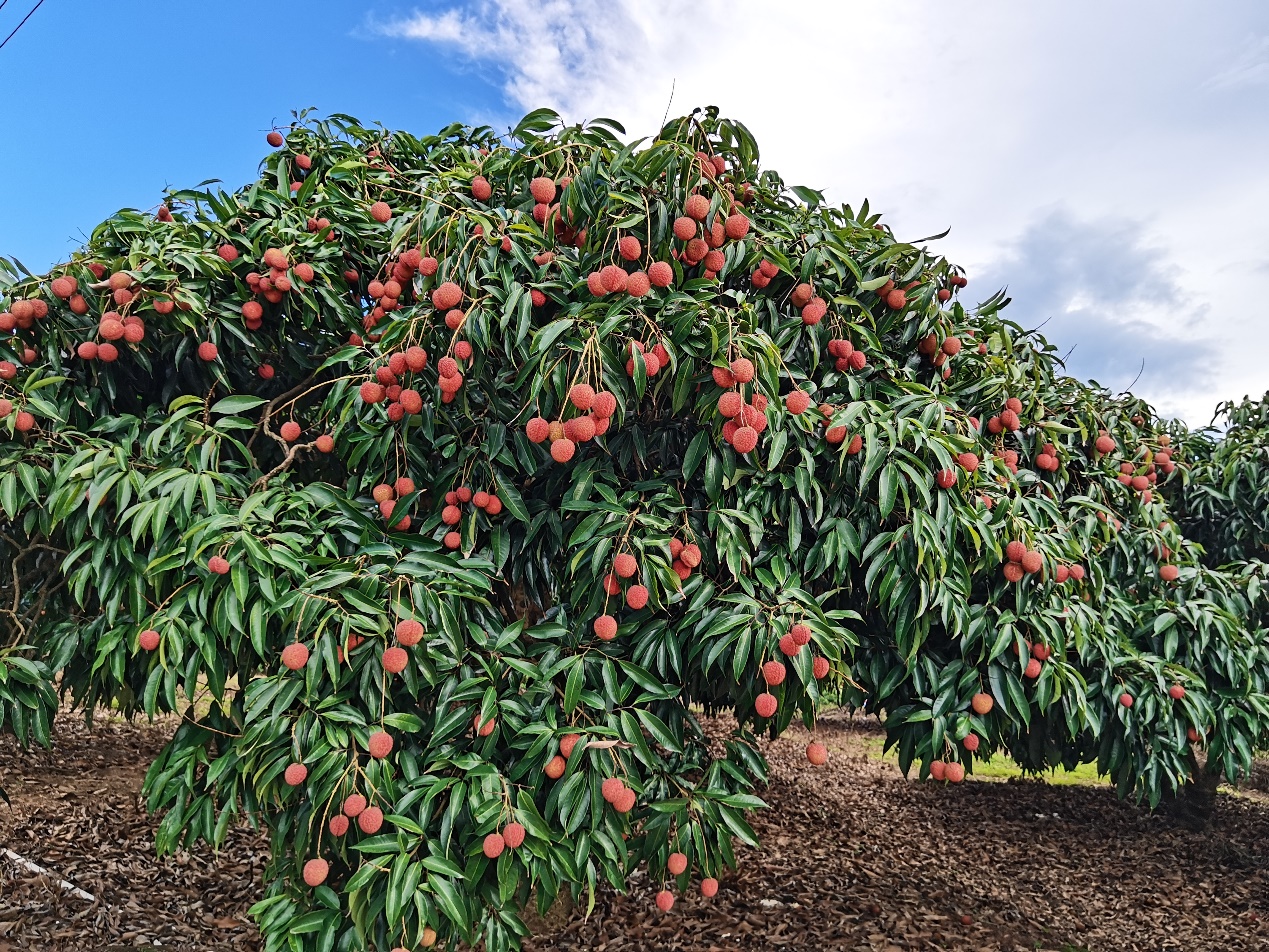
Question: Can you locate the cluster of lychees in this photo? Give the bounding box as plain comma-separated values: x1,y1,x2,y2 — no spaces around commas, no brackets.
440,484,503,550
525,382,619,464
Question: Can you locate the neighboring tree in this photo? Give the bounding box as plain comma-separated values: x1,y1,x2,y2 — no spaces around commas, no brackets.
2,107,1266,949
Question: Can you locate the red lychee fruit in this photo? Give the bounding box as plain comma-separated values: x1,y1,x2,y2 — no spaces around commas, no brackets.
935,469,957,489
963,733,980,752
342,794,367,817
138,628,160,651
648,261,674,287
930,760,947,781
1095,434,1116,454
208,555,231,575
530,176,556,203
482,832,505,858
1160,564,1179,581
367,731,394,759
673,216,697,240
395,619,424,646
1021,550,1043,574
302,858,328,887
370,201,392,223
971,692,994,715
282,642,309,670
626,584,649,610
718,391,743,418
503,822,526,849
280,421,301,442
471,176,492,201
813,655,830,679
443,531,461,549
755,693,777,718
785,390,811,414
432,281,462,310
1169,684,1185,700
613,553,638,578
328,815,349,836
284,762,308,786
569,383,596,411
1120,692,1134,708
802,298,828,325
701,878,719,898
1024,658,1042,679
685,194,710,220
945,762,966,783
77,341,99,360
525,417,550,443
551,438,576,463
600,778,626,804
383,646,408,674
806,742,828,765
762,660,787,686
619,235,642,260
544,755,566,779
731,426,758,454
198,341,218,361
724,213,750,239
668,852,688,875
354,806,384,835
655,890,675,913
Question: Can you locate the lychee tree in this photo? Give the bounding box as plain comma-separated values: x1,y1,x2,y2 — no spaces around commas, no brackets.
2,106,1267,949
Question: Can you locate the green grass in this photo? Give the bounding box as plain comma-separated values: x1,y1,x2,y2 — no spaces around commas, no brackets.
856,733,1108,786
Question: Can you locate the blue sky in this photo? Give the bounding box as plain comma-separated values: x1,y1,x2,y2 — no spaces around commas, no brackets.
2,1,1266,425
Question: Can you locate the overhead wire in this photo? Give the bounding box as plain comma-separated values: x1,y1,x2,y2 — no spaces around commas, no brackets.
0,0,48,53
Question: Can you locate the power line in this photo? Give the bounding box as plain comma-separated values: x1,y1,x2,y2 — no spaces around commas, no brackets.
0,0,47,53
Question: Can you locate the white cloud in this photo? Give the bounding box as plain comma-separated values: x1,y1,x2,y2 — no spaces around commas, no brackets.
382,0,1269,425
1202,35,1269,90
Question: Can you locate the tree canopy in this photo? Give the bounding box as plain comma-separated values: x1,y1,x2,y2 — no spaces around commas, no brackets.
2,106,1267,952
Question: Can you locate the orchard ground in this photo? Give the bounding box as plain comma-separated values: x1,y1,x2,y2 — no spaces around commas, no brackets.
3,710,1267,952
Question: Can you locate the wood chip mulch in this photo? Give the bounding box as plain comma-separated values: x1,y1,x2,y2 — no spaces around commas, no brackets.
3,712,1268,951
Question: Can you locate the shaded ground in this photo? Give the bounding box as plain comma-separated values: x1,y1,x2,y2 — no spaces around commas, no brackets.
2,712,1268,951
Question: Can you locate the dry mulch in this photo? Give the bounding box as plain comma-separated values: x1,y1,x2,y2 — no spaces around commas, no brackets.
2,712,1268,951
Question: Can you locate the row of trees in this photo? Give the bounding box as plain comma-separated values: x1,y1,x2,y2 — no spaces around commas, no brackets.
2,107,1266,951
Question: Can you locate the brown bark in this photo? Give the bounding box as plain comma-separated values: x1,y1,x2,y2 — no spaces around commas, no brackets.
1168,747,1221,829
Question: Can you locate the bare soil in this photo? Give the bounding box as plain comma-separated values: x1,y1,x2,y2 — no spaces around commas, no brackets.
3,711,1267,951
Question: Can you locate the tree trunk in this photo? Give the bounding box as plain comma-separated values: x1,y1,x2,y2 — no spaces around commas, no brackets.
1168,747,1221,829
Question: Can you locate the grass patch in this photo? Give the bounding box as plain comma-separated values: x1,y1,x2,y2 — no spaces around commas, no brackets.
855,732,1108,787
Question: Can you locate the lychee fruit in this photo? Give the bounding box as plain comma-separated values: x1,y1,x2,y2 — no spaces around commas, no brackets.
655,890,675,912
551,438,576,463
806,742,828,765
701,878,719,898
626,585,649,610
971,692,994,715
302,858,328,887
284,762,308,786
755,693,777,718
503,822,526,848
668,852,688,875
383,646,408,673
367,731,393,758
208,555,231,575
138,629,160,651
282,642,309,670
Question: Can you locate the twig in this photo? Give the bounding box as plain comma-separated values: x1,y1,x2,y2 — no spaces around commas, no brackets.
1,847,98,903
